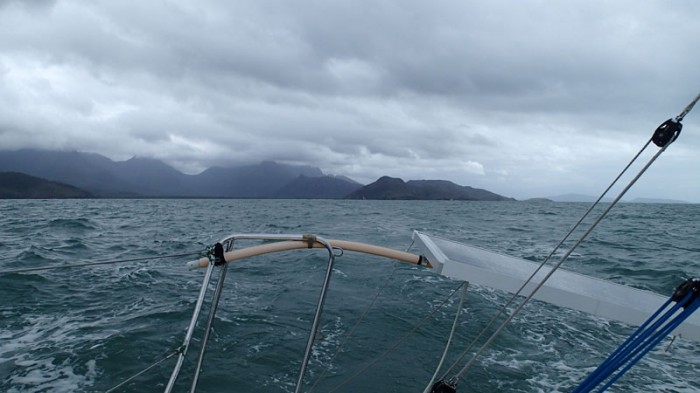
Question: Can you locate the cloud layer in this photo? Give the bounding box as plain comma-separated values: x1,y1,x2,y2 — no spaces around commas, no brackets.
1,0,699,200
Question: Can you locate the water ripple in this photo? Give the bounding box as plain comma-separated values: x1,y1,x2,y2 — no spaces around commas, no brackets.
0,200,698,392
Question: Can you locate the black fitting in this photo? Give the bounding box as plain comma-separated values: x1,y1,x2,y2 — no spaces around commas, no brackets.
213,242,227,266
651,119,683,147
418,255,427,266
431,380,457,393
304,234,317,249
671,278,699,307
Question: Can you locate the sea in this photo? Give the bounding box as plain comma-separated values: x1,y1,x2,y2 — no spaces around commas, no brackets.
0,199,698,393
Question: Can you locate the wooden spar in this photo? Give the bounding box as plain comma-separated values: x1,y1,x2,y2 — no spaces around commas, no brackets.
186,239,428,269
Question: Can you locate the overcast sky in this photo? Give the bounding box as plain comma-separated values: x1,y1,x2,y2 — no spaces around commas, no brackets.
1,0,699,201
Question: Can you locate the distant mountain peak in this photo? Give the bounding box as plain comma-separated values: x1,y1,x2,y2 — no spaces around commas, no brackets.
346,177,514,201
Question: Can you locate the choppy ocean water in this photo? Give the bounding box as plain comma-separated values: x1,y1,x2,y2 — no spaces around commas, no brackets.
0,199,698,392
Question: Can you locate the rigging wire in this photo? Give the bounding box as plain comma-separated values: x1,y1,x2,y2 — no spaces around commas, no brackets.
448,135,671,386
0,251,202,275
675,92,700,122
327,280,468,393
438,138,652,382
442,92,699,387
422,282,469,393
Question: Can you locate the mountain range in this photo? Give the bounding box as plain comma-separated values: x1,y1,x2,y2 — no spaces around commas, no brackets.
0,149,514,200
0,150,340,198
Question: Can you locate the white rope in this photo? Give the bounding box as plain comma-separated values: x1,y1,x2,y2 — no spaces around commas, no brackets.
422,281,469,393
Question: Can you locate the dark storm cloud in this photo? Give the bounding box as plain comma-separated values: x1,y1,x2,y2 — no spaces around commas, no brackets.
0,0,699,200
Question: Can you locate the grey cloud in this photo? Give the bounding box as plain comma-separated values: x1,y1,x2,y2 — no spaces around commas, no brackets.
0,0,699,200
0,0,55,11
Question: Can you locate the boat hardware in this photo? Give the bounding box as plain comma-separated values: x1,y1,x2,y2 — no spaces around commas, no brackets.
573,278,700,392
190,242,232,393
440,92,700,389
164,252,216,393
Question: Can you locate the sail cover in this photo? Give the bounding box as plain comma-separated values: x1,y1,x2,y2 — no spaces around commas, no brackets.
413,231,700,341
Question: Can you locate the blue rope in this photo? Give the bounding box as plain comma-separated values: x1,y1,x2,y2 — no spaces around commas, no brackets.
595,298,700,392
571,297,676,393
573,296,684,393
573,279,699,393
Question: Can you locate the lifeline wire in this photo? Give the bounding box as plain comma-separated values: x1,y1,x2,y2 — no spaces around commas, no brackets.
104,347,181,393
328,280,468,393
190,239,235,393
189,257,230,393
309,240,420,392
308,257,400,392
446,93,698,386
0,251,202,275
164,258,216,393
295,237,337,393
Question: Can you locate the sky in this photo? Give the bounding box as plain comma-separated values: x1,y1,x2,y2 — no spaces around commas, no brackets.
1,0,699,201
